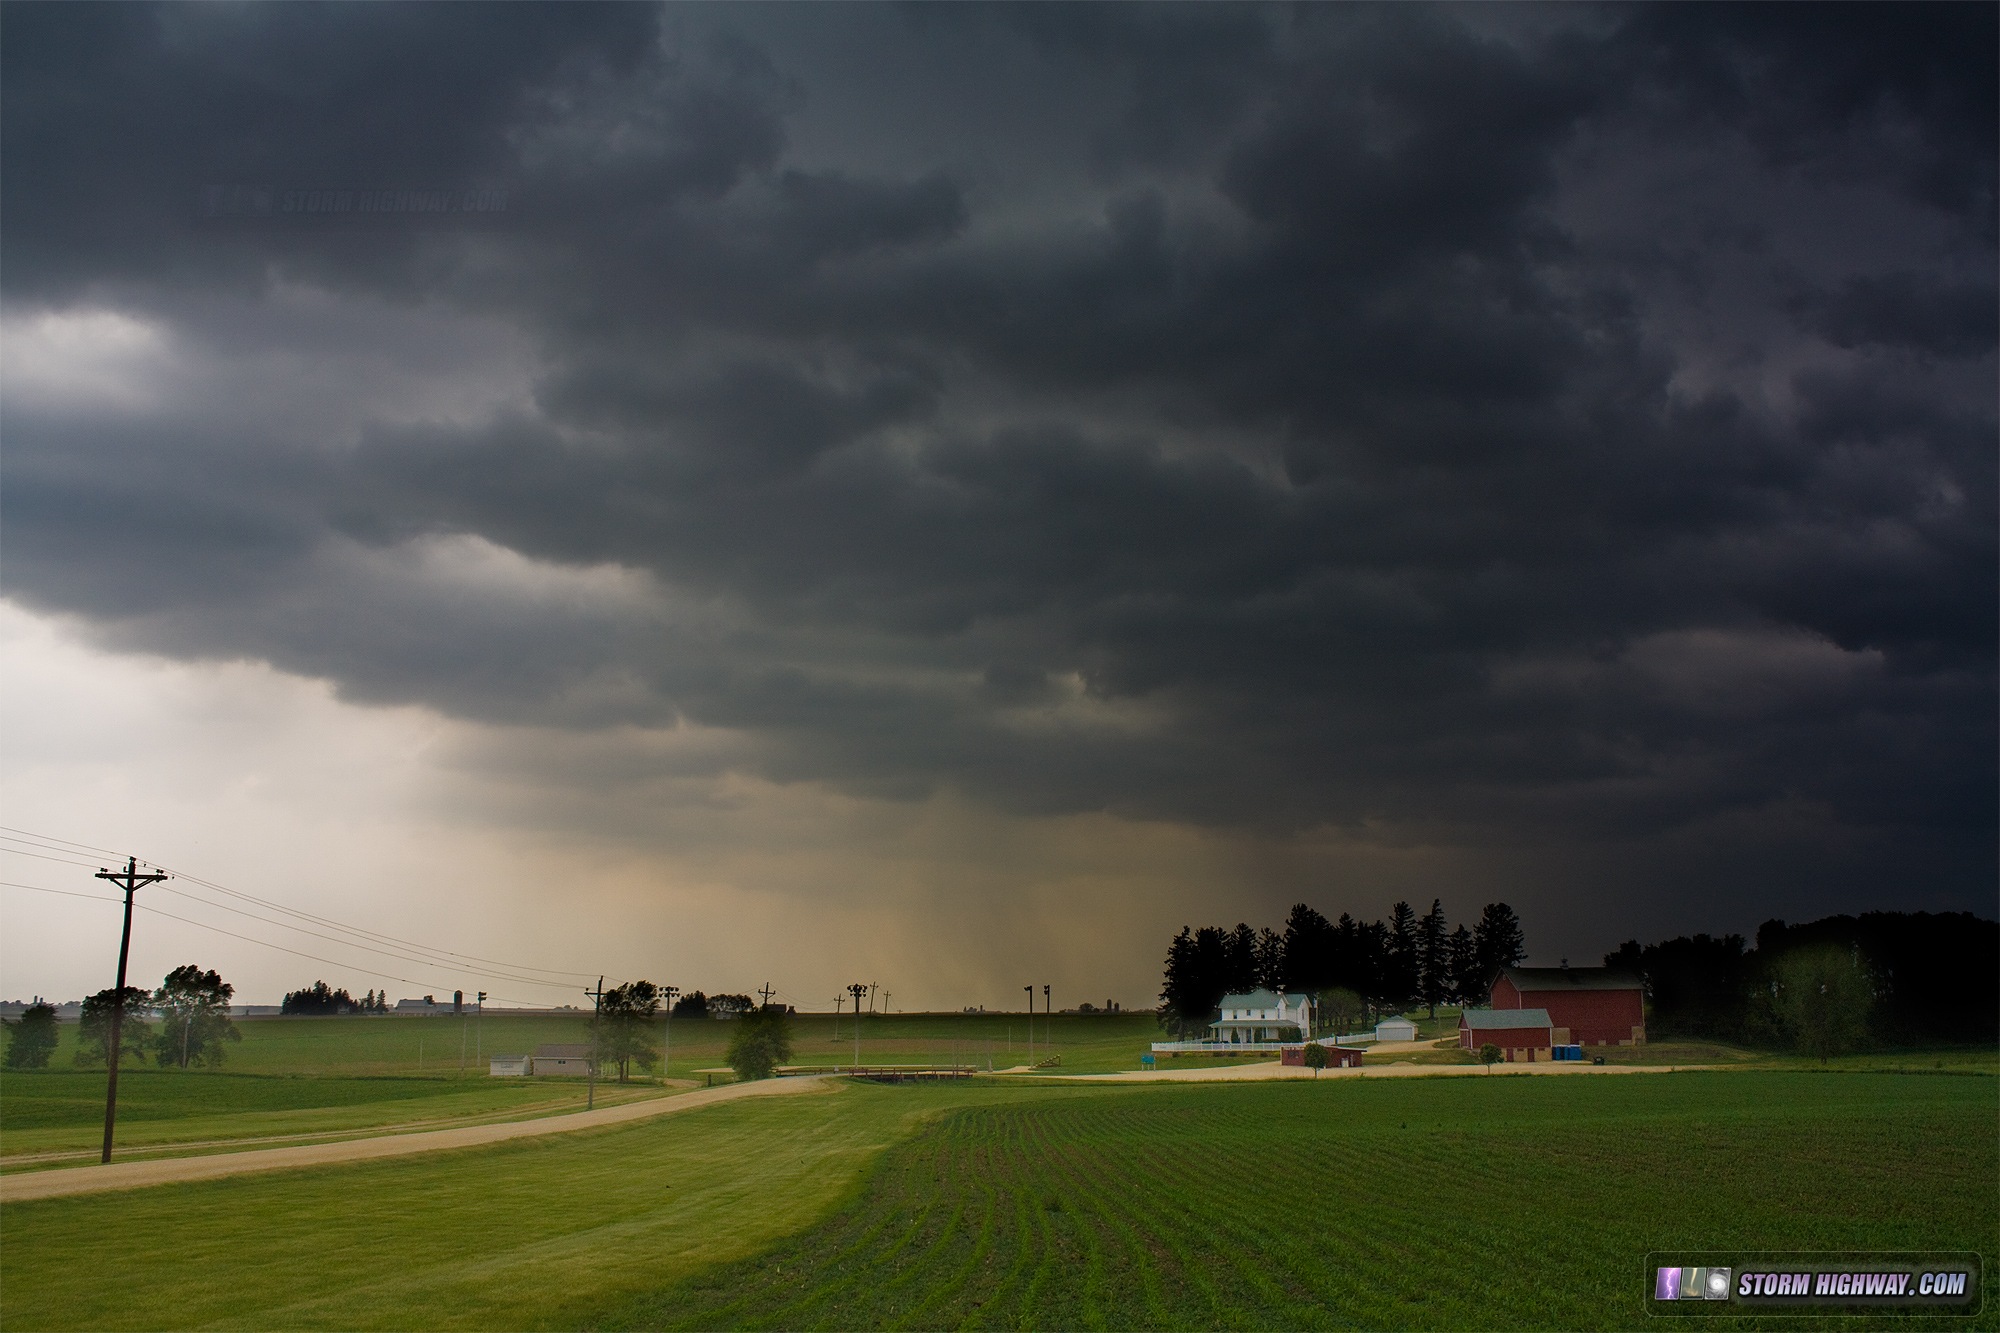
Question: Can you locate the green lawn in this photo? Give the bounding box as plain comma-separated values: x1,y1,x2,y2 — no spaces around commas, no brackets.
0,1069,668,1167
1,1070,1991,1331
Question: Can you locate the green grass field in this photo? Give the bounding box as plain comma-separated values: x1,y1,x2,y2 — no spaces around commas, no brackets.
1,1069,1991,1331
0,1011,1157,1169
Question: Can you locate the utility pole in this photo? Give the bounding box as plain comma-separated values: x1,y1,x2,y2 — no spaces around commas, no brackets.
585,977,605,1111
758,982,775,1011
831,993,842,1042
847,983,868,1070
95,857,167,1164
476,992,485,1066
1024,985,1034,1066
1043,984,1051,1057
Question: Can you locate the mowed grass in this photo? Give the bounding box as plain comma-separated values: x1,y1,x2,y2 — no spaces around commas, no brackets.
0,1079,987,1332
591,1072,1999,1332
0,1069,666,1167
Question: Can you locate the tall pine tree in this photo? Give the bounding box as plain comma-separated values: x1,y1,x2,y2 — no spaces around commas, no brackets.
1471,902,1527,1003
1417,899,1449,1017
1386,902,1419,1012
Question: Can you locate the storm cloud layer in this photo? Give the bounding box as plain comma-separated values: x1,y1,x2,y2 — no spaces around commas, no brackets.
4,4,1993,929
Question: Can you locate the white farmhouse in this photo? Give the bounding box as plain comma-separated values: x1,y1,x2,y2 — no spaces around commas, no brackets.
1209,990,1312,1045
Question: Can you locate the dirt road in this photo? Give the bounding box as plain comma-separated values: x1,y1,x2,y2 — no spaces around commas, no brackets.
1,1075,837,1204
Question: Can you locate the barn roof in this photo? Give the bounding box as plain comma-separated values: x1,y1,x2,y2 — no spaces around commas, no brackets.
533,1043,591,1058
1460,1007,1553,1030
1498,966,1642,992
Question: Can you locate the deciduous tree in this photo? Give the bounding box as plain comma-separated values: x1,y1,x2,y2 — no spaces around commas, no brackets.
1315,986,1364,1040
597,980,663,1082
154,965,240,1069
3,1001,59,1069
1771,945,1873,1062
726,1006,794,1081
74,987,151,1067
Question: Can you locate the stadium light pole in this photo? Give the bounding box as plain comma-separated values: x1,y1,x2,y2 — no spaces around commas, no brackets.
1024,985,1033,1066
660,985,679,1081
94,857,168,1164
847,983,869,1070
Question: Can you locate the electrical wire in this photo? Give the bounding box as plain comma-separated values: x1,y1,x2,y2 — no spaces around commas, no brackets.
0,825,610,991
0,880,553,1006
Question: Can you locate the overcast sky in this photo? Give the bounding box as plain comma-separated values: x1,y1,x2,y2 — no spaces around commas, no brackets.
2,4,1992,1009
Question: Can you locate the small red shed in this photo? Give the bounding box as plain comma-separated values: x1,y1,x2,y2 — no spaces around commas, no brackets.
1280,1042,1364,1068
1459,1007,1554,1062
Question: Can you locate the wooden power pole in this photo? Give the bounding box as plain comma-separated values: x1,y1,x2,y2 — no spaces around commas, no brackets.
585,976,605,1111
95,857,168,1164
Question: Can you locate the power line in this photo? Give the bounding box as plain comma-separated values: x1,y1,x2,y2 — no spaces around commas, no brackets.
0,881,550,1006
0,825,609,989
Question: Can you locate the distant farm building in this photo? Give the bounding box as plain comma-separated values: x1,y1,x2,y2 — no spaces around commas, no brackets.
394,995,462,1016
530,1043,594,1076
1459,1007,1555,1061
489,1054,530,1077
1374,1017,1419,1042
1280,1043,1364,1068
1491,966,1645,1046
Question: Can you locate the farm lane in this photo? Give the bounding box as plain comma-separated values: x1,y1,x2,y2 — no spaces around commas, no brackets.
0,1074,839,1203
1,1082,690,1169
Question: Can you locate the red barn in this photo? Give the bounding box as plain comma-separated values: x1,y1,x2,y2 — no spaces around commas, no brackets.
1491,966,1645,1046
1459,1007,1554,1061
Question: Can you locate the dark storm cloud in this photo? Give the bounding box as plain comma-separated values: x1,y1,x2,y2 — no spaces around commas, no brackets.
3,4,1992,915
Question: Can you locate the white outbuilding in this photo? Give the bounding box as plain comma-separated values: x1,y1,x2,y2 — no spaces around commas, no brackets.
1375,1017,1420,1042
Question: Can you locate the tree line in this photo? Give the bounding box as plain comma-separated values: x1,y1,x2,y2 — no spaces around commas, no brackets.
1606,910,1998,1050
280,982,390,1015
1158,900,1527,1038
2,964,240,1070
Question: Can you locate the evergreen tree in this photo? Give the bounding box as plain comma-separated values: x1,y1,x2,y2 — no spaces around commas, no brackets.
1446,925,1478,1005
1359,918,1392,1016
1386,902,1419,1010
1280,903,1336,996
3,1000,59,1069
1471,902,1527,1002
1417,899,1449,1017
1255,926,1286,991
1224,923,1261,993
